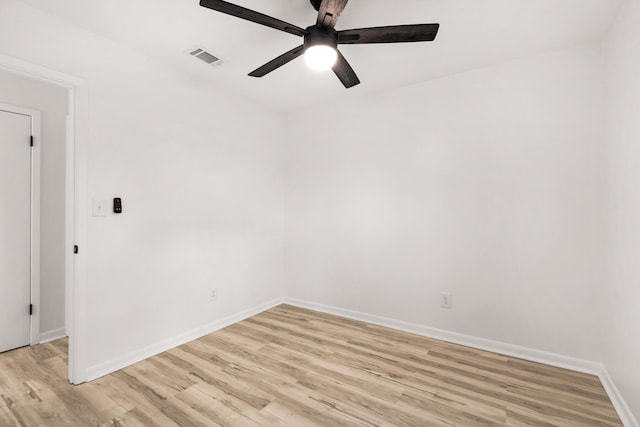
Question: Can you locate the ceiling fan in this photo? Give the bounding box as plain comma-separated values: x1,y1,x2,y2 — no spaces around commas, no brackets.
199,0,440,88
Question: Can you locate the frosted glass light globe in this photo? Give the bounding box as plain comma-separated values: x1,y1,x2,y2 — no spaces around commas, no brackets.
304,45,338,71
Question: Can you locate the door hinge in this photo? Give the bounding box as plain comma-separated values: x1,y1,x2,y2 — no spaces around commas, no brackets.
74,245,79,254
30,135,34,147
29,304,33,315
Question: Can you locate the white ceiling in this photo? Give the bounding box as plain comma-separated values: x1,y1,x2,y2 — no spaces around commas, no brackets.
19,0,622,113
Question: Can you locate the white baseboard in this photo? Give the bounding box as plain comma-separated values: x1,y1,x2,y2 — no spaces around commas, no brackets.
283,297,638,427
39,327,66,344
85,297,284,382
599,367,640,427
283,298,602,373
81,296,637,427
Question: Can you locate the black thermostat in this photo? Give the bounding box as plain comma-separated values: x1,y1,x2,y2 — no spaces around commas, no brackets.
113,197,122,214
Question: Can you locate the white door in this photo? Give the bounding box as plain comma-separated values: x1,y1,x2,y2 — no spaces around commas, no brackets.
0,109,32,353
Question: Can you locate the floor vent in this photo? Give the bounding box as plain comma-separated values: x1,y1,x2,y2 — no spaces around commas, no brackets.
188,47,223,66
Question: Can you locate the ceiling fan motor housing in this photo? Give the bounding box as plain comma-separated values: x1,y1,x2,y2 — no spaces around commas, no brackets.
304,26,338,51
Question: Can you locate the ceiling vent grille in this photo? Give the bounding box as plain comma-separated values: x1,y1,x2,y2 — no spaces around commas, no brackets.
188,47,223,66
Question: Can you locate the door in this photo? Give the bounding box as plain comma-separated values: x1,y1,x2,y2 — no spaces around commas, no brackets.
0,108,32,353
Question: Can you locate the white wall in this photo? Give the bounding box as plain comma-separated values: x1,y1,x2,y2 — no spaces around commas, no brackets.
0,0,284,375
0,69,67,338
603,0,640,421
285,46,606,362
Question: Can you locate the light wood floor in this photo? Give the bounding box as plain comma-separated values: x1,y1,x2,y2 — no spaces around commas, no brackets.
0,304,622,426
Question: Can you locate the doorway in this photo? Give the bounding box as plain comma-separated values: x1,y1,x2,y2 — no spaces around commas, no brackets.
0,105,40,353
0,53,88,384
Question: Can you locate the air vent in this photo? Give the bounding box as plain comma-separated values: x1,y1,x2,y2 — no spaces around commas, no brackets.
188,47,223,66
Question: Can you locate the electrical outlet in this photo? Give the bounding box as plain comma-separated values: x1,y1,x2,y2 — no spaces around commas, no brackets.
440,292,452,309
209,289,218,301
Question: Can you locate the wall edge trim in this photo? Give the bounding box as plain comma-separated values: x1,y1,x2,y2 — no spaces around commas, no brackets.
84,297,284,382
283,297,637,426
599,366,640,427
39,327,66,344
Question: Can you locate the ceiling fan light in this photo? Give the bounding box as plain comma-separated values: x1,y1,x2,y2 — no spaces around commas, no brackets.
304,45,337,71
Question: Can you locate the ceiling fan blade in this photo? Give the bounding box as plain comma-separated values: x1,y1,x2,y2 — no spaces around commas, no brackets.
248,45,305,78
316,0,349,29
338,23,439,44
332,50,360,88
200,0,306,37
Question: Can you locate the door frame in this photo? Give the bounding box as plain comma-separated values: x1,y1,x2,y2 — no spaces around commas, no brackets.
0,53,89,384
0,103,41,347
